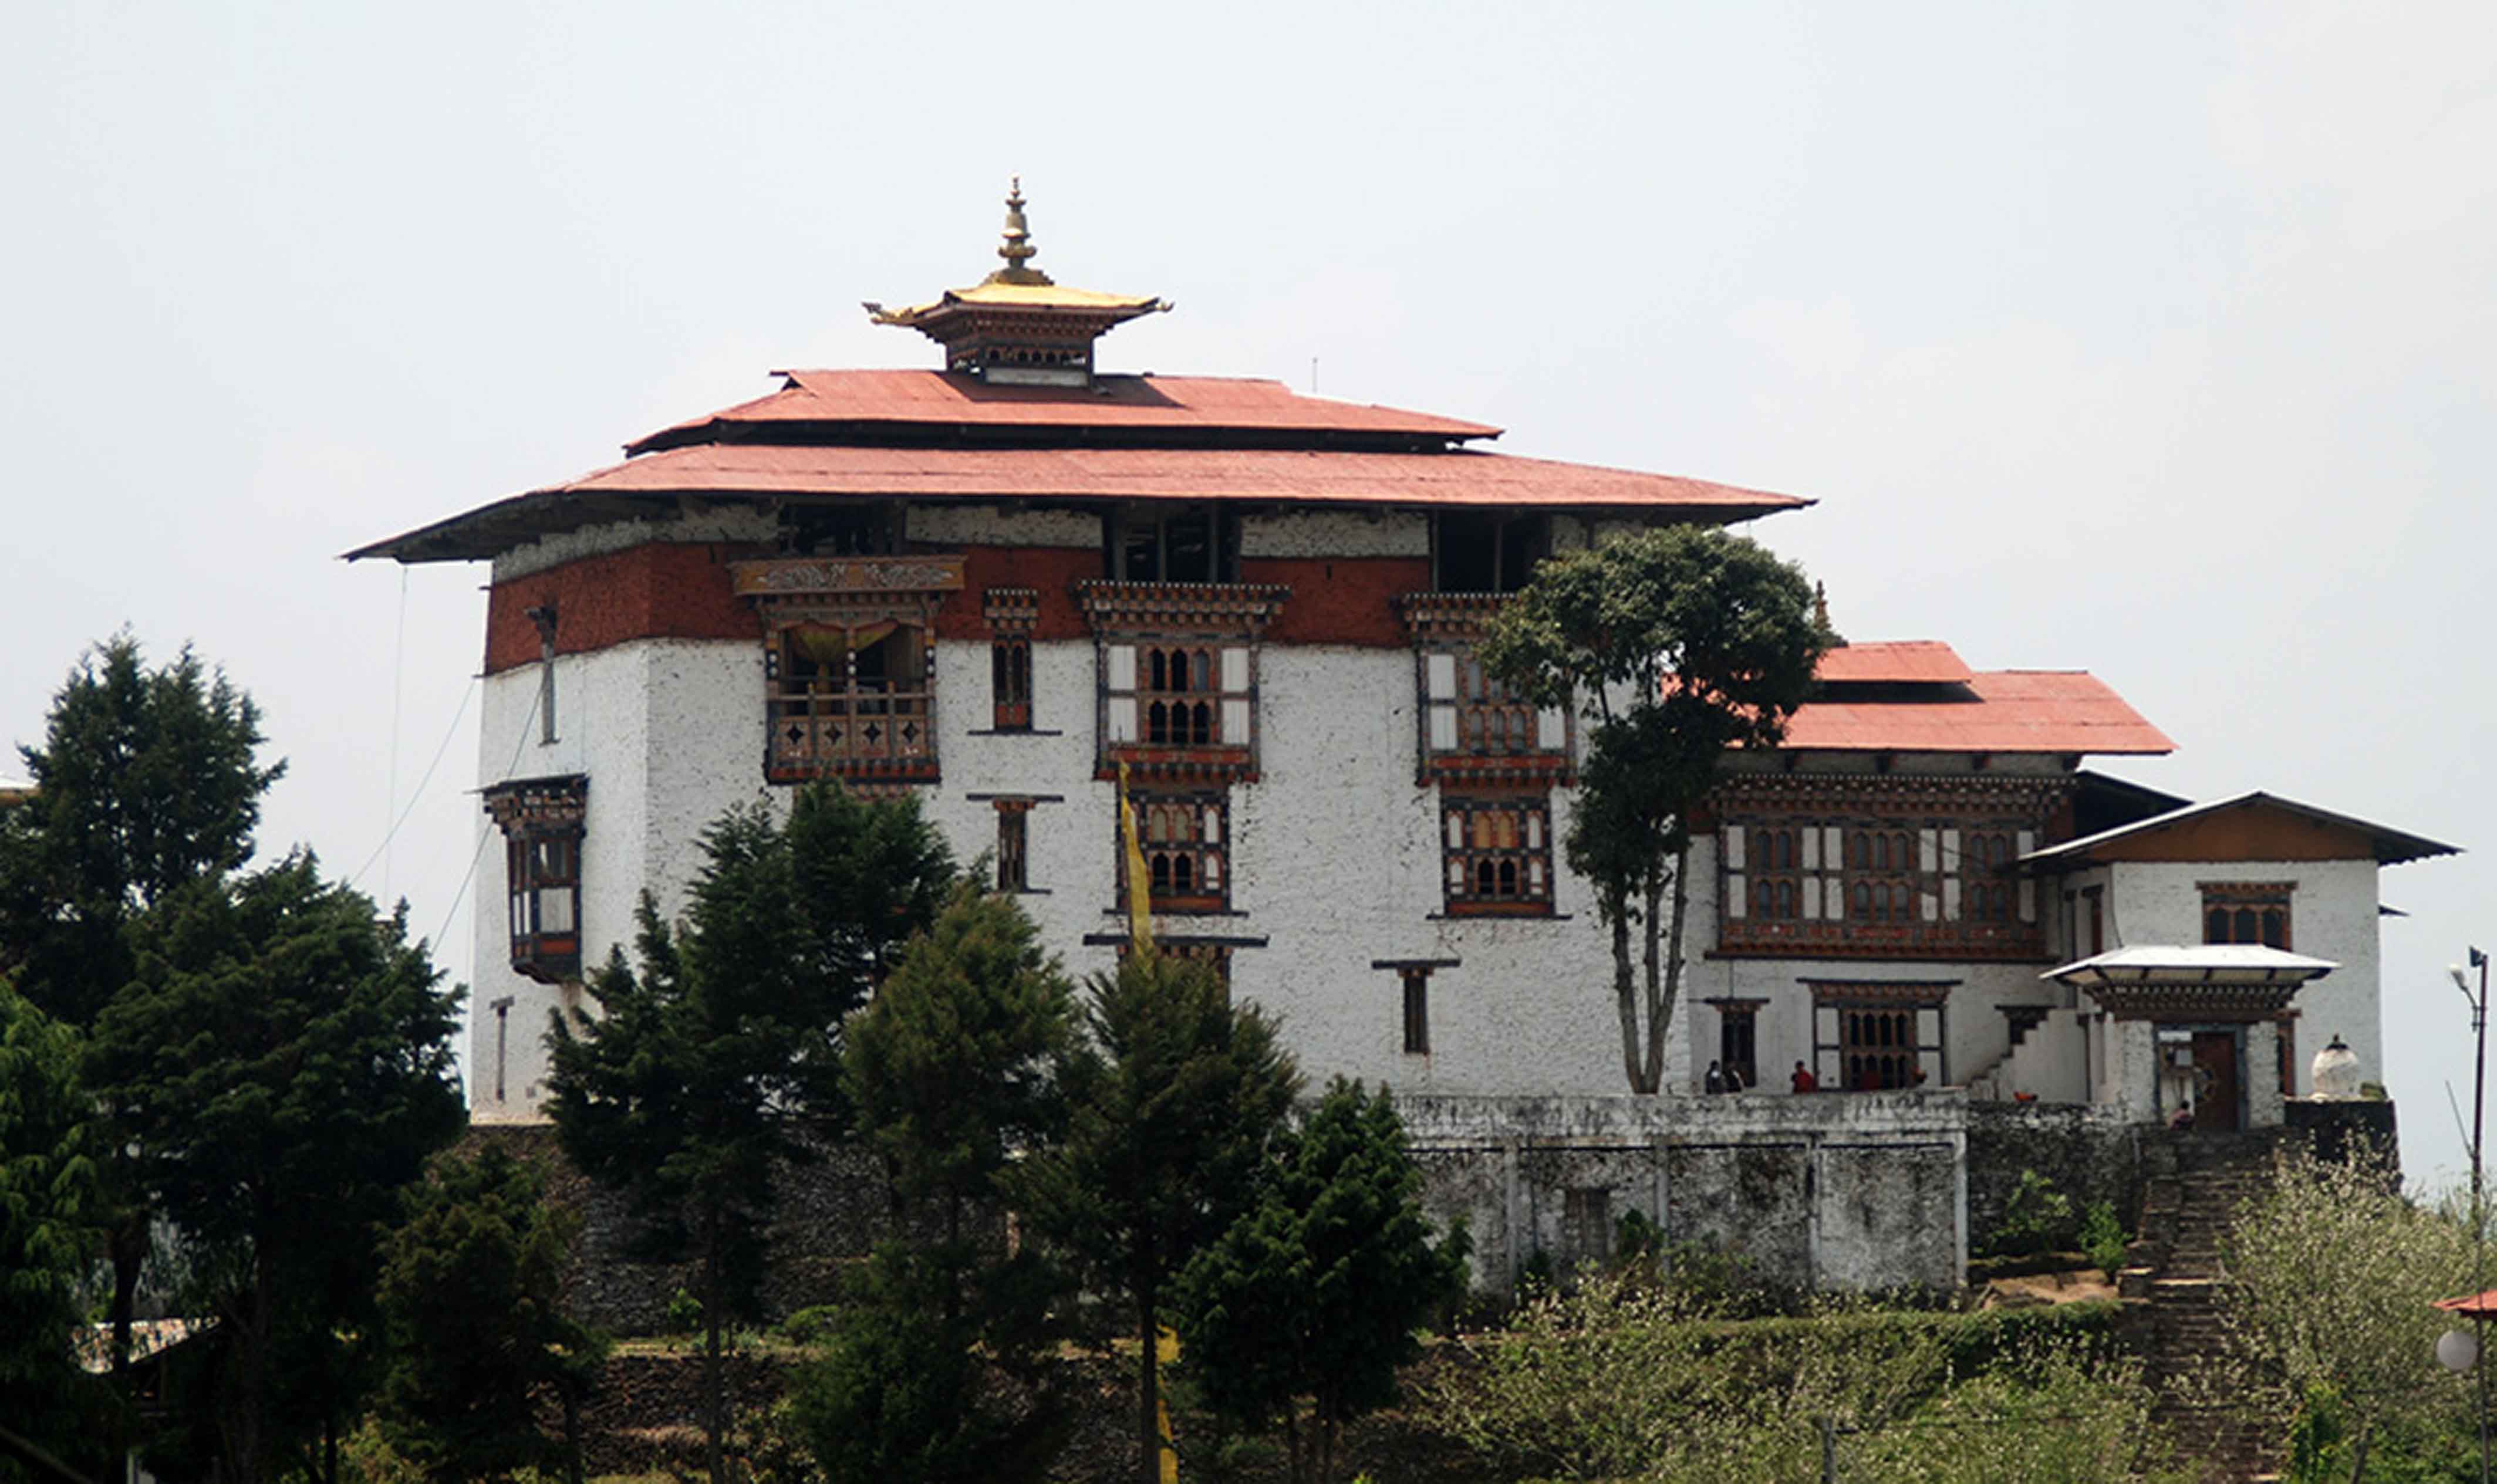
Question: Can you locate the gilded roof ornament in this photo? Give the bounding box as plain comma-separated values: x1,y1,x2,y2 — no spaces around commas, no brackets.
990,176,1052,286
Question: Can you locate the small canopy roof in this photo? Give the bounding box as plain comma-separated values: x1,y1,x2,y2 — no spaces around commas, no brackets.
2020,790,2459,868
1815,640,1975,684
2043,944,2340,988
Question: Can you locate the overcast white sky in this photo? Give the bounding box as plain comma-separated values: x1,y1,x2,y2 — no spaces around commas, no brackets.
5,2,2492,1180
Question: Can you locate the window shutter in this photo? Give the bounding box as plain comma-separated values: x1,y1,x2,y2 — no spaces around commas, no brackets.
1425,652,1456,698
1536,706,1567,750
1825,878,1846,920
1222,698,1251,743
1107,643,1136,691
1942,877,1962,921
1919,829,1939,874
1726,874,1747,918
1723,825,1746,871
1219,646,1251,693
1822,826,1843,866
1942,828,1961,874
1105,644,1138,743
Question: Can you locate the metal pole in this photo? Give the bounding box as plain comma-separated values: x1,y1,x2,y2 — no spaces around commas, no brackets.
2476,949,2489,1484
1820,1416,1838,1483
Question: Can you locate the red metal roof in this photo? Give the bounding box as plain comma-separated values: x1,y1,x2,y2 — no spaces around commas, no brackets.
627,370,1501,451
543,441,1808,514
1779,671,2173,755
1816,640,1974,684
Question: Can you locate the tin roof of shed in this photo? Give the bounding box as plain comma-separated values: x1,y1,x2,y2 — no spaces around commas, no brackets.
1777,670,2173,756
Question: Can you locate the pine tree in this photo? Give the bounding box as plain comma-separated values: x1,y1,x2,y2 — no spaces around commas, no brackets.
0,977,110,1469
795,885,1078,1482
90,854,464,1484
0,635,284,1392
376,1143,608,1484
1017,951,1300,1484
546,784,956,1484
1175,1079,1468,1484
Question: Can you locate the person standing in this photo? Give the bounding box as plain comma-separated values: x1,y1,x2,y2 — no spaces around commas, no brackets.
1791,1060,1818,1094
1705,1060,1726,1094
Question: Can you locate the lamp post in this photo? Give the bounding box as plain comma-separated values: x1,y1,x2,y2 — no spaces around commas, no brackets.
2449,948,2491,1484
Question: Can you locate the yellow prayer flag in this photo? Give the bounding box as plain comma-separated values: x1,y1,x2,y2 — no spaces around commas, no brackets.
1119,760,1153,954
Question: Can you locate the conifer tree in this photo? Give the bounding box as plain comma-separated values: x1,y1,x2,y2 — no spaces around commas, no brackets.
546,785,955,1484
1175,1079,1468,1484
796,885,1078,1482
0,635,284,1385
376,1143,607,1484
1017,951,1300,1484
91,854,464,1484
0,976,110,1469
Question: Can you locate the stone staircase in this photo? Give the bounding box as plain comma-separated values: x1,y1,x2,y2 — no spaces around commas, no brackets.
2122,1130,2285,1482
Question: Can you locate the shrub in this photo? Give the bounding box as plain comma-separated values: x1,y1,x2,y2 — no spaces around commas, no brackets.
2078,1199,2127,1282
1985,1168,2077,1257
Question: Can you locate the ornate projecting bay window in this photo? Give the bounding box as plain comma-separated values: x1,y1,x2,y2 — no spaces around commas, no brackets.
1078,580,1287,783
732,556,965,785
1810,980,1951,1091
1442,791,1554,916
484,775,587,983
1396,593,1572,786
1716,775,2064,962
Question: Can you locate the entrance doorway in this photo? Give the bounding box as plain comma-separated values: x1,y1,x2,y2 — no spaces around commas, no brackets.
2191,1032,2241,1132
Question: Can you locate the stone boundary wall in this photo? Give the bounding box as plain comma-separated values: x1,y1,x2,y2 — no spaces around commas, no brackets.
1394,1091,1970,1296
1964,1101,2149,1248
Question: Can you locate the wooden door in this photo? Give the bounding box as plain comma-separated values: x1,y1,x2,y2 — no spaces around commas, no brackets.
2192,1032,2240,1132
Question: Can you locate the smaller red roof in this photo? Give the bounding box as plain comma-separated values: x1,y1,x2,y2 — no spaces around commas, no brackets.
627,370,1500,453
1779,671,2174,756
1816,641,1973,685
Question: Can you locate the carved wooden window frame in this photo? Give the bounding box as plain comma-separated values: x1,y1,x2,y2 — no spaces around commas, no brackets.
2201,881,2293,950
733,556,965,787
1441,790,1555,917
484,774,588,985
1077,580,1285,783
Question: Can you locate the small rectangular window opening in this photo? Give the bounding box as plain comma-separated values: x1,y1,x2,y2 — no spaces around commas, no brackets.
992,637,1033,731
996,802,1031,893
1402,970,1430,1055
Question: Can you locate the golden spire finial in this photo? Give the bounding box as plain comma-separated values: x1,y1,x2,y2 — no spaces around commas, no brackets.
991,176,1050,284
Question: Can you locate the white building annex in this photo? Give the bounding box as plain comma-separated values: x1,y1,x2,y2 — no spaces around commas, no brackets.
355,188,2453,1283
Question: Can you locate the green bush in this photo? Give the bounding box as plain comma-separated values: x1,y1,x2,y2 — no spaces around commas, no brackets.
1420,1268,2136,1481
2078,1199,2127,1282
1985,1169,2078,1258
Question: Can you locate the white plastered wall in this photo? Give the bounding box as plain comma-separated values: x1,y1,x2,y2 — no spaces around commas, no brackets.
2103,856,2383,1094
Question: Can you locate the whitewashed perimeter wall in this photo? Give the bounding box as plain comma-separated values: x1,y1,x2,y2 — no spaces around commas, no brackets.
2104,857,2383,1094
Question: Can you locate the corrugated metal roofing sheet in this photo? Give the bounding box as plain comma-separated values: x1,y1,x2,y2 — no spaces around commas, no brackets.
551,441,1807,512
626,370,1501,450
1816,640,1973,684
1779,671,2173,755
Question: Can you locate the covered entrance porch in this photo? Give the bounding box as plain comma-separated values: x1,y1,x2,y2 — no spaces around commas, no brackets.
2044,945,2337,1130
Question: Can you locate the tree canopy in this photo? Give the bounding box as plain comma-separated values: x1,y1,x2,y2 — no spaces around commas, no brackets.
1018,950,1301,1484
1480,527,1827,1092
0,977,109,1469
548,783,956,1484
376,1142,606,1484
93,853,464,1484
1175,1078,1467,1484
